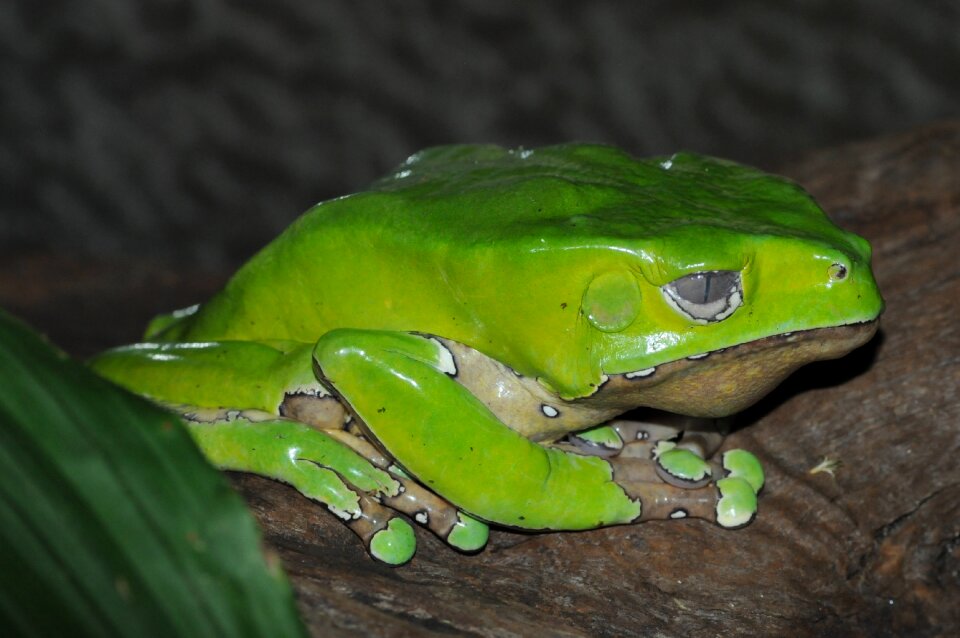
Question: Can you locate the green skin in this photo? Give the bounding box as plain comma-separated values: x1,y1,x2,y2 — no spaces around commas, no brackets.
91,145,883,564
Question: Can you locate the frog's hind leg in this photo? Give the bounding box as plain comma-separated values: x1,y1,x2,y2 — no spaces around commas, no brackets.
312,329,762,531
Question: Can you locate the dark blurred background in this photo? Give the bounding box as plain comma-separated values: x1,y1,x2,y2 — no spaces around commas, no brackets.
3,0,959,268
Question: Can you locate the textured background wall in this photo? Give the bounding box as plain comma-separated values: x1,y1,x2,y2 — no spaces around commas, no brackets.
3,1,958,267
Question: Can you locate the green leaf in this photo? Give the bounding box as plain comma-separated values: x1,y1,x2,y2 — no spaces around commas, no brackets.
0,310,307,638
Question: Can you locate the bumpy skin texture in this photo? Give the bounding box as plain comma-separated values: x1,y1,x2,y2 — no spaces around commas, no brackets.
91,144,883,563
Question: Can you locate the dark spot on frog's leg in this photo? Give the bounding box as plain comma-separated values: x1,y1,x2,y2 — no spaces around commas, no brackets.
560,302,568,310
378,407,386,414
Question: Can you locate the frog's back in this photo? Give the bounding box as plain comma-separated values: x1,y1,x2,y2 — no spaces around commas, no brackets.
154,144,867,345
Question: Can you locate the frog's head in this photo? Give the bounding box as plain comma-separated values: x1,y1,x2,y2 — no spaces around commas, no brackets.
549,151,883,413
574,224,881,415
441,147,884,413
387,145,882,414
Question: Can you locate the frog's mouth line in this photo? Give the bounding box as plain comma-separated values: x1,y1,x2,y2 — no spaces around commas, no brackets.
592,320,880,418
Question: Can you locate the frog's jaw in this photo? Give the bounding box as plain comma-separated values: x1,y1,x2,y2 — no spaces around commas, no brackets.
591,320,878,418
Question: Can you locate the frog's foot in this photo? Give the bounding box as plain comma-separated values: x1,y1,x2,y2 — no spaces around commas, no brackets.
313,329,648,530
610,448,763,529
181,408,416,564
609,447,764,527
565,416,760,493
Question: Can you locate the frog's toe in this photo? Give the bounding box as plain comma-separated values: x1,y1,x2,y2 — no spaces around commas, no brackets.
652,441,713,489
368,517,417,565
721,448,765,494
446,512,490,552
714,477,758,529
566,425,623,457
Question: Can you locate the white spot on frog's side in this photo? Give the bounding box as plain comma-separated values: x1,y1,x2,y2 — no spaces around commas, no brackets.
415,511,429,525
660,159,674,170
670,509,688,519
429,338,458,376
541,404,560,418
625,367,655,379
687,353,709,360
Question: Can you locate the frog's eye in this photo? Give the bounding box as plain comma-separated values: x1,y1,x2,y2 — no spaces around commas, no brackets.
661,271,742,324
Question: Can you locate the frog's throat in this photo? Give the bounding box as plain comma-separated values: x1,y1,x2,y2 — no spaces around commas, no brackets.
594,320,880,418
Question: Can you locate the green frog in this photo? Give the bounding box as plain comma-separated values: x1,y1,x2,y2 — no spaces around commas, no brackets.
91,144,882,564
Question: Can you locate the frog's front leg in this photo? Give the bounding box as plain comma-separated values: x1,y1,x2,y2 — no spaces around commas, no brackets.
313,329,761,530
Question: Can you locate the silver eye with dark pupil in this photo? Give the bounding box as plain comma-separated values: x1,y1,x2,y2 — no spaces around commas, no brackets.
662,270,743,323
